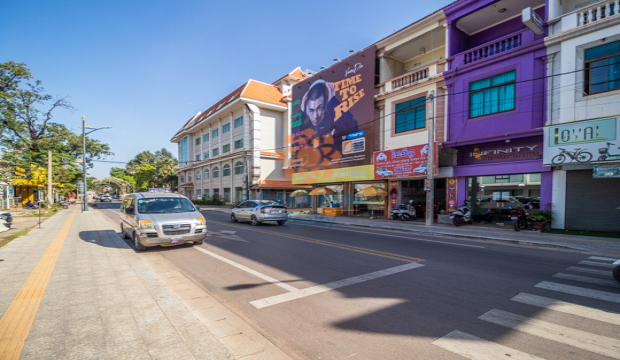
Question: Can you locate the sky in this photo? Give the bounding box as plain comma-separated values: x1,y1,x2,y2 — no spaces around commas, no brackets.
2,0,454,178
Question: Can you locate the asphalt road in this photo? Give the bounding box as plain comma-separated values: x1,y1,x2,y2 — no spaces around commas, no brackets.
96,201,620,360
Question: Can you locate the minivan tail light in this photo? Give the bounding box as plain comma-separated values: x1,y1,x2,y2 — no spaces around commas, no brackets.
260,208,266,214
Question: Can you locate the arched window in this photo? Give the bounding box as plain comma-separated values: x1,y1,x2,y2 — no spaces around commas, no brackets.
179,174,185,183
234,161,244,175
203,168,209,179
188,172,192,182
213,166,220,178
195,170,201,180
223,164,231,177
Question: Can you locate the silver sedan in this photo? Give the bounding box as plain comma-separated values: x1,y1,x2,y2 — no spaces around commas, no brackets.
231,200,287,226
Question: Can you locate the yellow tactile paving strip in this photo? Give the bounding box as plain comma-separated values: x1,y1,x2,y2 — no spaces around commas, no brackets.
0,207,78,360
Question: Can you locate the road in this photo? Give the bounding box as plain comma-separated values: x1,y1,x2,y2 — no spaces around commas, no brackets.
96,201,620,360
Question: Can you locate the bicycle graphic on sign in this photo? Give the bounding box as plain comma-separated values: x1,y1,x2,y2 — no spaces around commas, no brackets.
551,148,593,164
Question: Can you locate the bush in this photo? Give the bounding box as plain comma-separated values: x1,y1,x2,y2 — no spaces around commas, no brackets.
193,194,224,206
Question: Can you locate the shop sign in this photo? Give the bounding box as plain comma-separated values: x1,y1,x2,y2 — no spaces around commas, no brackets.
593,162,620,178
446,177,457,213
389,180,398,210
292,165,375,184
373,143,438,179
289,46,376,174
463,137,542,165
543,116,620,166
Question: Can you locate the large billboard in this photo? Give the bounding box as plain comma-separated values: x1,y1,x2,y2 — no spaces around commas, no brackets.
373,143,438,179
289,46,376,179
543,116,620,166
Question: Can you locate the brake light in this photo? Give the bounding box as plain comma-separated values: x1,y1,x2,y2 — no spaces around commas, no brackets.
260,208,265,214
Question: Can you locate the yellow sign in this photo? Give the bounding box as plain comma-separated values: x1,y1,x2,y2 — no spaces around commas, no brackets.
292,165,375,184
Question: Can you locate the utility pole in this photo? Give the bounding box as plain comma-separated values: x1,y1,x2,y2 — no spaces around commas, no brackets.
47,150,53,208
82,116,88,212
425,90,435,226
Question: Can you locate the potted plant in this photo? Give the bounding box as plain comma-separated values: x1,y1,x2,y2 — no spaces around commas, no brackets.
527,207,552,232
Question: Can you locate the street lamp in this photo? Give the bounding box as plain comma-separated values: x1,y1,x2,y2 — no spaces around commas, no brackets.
81,116,111,212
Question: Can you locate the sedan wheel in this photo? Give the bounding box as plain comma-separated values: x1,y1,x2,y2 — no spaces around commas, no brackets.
251,216,260,226
231,213,238,223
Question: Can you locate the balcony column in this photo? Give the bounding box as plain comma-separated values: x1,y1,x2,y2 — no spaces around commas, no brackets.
605,3,611,17
588,8,594,24
615,0,619,15
596,6,602,20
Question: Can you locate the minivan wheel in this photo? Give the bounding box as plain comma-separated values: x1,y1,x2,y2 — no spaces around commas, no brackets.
133,231,146,251
231,214,238,223
251,216,260,226
277,220,286,226
120,224,129,239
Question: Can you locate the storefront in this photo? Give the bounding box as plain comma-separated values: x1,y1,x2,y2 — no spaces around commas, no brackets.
453,136,552,221
310,180,388,218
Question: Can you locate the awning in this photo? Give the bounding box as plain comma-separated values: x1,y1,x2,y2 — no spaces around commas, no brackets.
178,182,194,188
251,180,311,190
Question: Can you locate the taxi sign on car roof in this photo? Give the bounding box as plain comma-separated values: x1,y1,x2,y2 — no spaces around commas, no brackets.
148,188,170,193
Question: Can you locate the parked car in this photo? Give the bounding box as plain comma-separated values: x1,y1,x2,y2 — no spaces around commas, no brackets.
100,195,112,202
514,196,541,209
231,200,287,226
0,212,12,229
414,163,428,175
376,168,394,178
119,192,207,251
476,195,528,216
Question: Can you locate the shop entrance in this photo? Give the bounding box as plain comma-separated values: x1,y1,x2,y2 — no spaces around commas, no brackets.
353,182,386,218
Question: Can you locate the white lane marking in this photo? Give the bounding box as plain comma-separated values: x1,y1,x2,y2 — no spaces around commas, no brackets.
432,330,545,360
310,226,485,248
194,247,298,292
479,309,620,358
578,260,616,268
567,266,610,276
511,293,620,326
250,262,424,309
535,281,620,303
588,256,617,262
553,272,620,288
207,230,248,242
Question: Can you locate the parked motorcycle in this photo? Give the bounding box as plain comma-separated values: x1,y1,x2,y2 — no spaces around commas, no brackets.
391,201,417,221
451,201,473,226
598,142,620,161
511,208,531,231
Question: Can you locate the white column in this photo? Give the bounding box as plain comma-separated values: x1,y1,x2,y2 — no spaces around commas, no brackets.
588,9,594,24
615,0,619,15
552,169,567,229
605,3,611,17
247,103,262,186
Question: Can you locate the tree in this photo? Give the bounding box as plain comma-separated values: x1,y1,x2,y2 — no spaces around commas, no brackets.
124,148,178,191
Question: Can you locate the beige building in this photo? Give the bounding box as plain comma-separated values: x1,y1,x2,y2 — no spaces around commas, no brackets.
170,68,311,204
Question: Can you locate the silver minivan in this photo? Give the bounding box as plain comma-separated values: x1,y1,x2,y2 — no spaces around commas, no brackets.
119,192,207,251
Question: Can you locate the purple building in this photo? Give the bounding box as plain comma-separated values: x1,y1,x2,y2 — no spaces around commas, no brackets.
442,0,551,216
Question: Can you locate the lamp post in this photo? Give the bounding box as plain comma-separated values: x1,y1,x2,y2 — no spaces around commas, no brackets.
81,116,112,212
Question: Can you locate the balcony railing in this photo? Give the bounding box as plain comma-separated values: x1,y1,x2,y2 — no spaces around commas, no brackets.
578,0,620,26
463,32,522,65
377,64,437,95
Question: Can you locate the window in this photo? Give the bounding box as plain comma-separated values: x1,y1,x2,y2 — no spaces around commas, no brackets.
223,164,231,176
203,168,209,179
234,116,243,128
203,133,209,142
196,189,201,197
203,151,209,159
195,137,201,146
213,166,220,178
179,174,185,183
212,128,219,138
223,123,230,133
224,188,231,202
469,70,516,118
223,144,230,153
395,97,426,133
181,137,188,166
188,172,192,182
195,170,201,180
212,148,219,156
204,189,209,199
234,161,244,174
213,188,220,199
234,139,243,149
235,187,243,202
585,40,620,94
195,154,201,162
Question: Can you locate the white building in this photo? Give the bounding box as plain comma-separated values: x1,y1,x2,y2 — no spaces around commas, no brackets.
170,69,311,205
545,0,620,231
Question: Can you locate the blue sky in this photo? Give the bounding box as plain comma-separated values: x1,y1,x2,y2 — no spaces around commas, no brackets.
2,0,453,178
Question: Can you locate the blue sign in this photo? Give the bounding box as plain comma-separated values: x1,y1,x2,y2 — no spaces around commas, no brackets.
149,188,170,193
347,130,365,140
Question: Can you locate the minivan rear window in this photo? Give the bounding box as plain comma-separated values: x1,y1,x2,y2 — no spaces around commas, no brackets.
137,198,196,213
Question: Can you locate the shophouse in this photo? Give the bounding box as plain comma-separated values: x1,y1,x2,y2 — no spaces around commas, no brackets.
543,0,620,231
443,0,550,221
171,68,311,205
374,9,451,218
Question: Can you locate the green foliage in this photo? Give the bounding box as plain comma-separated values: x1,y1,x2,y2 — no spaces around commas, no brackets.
120,148,178,192
193,194,224,206
527,209,552,222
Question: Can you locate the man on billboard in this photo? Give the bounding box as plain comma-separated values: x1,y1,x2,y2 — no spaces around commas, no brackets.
300,80,359,152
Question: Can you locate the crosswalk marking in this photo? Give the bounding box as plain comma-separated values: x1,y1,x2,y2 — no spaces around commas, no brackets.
432,330,545,360
511,293,620,326
566,266,610,276
479,309,620,358
588,256,617,261
553,272,620,288
578,260,615,268
535,281,620,303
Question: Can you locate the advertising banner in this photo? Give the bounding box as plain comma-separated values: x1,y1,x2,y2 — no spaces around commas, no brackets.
462,137,542,165
292,165,374,184
373,143,438,179
543,116,620,166
446,177,457,213
289,46,376,177
593,162,620,178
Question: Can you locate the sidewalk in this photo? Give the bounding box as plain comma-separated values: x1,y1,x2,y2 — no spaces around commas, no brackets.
0,207,292,360
198,206,620,257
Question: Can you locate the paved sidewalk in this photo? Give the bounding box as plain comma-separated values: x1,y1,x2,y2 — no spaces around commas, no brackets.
0,207,291,360
199,206,620,257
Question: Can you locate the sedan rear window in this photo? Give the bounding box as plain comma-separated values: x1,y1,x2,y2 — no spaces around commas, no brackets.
137,198,196,213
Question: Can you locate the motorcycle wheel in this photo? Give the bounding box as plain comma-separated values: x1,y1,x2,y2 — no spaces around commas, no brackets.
452,216,460,226
513,221,520,231
392,214,398,220
401,214,408,222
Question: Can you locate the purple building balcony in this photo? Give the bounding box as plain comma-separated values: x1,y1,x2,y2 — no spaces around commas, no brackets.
448,29,534,69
